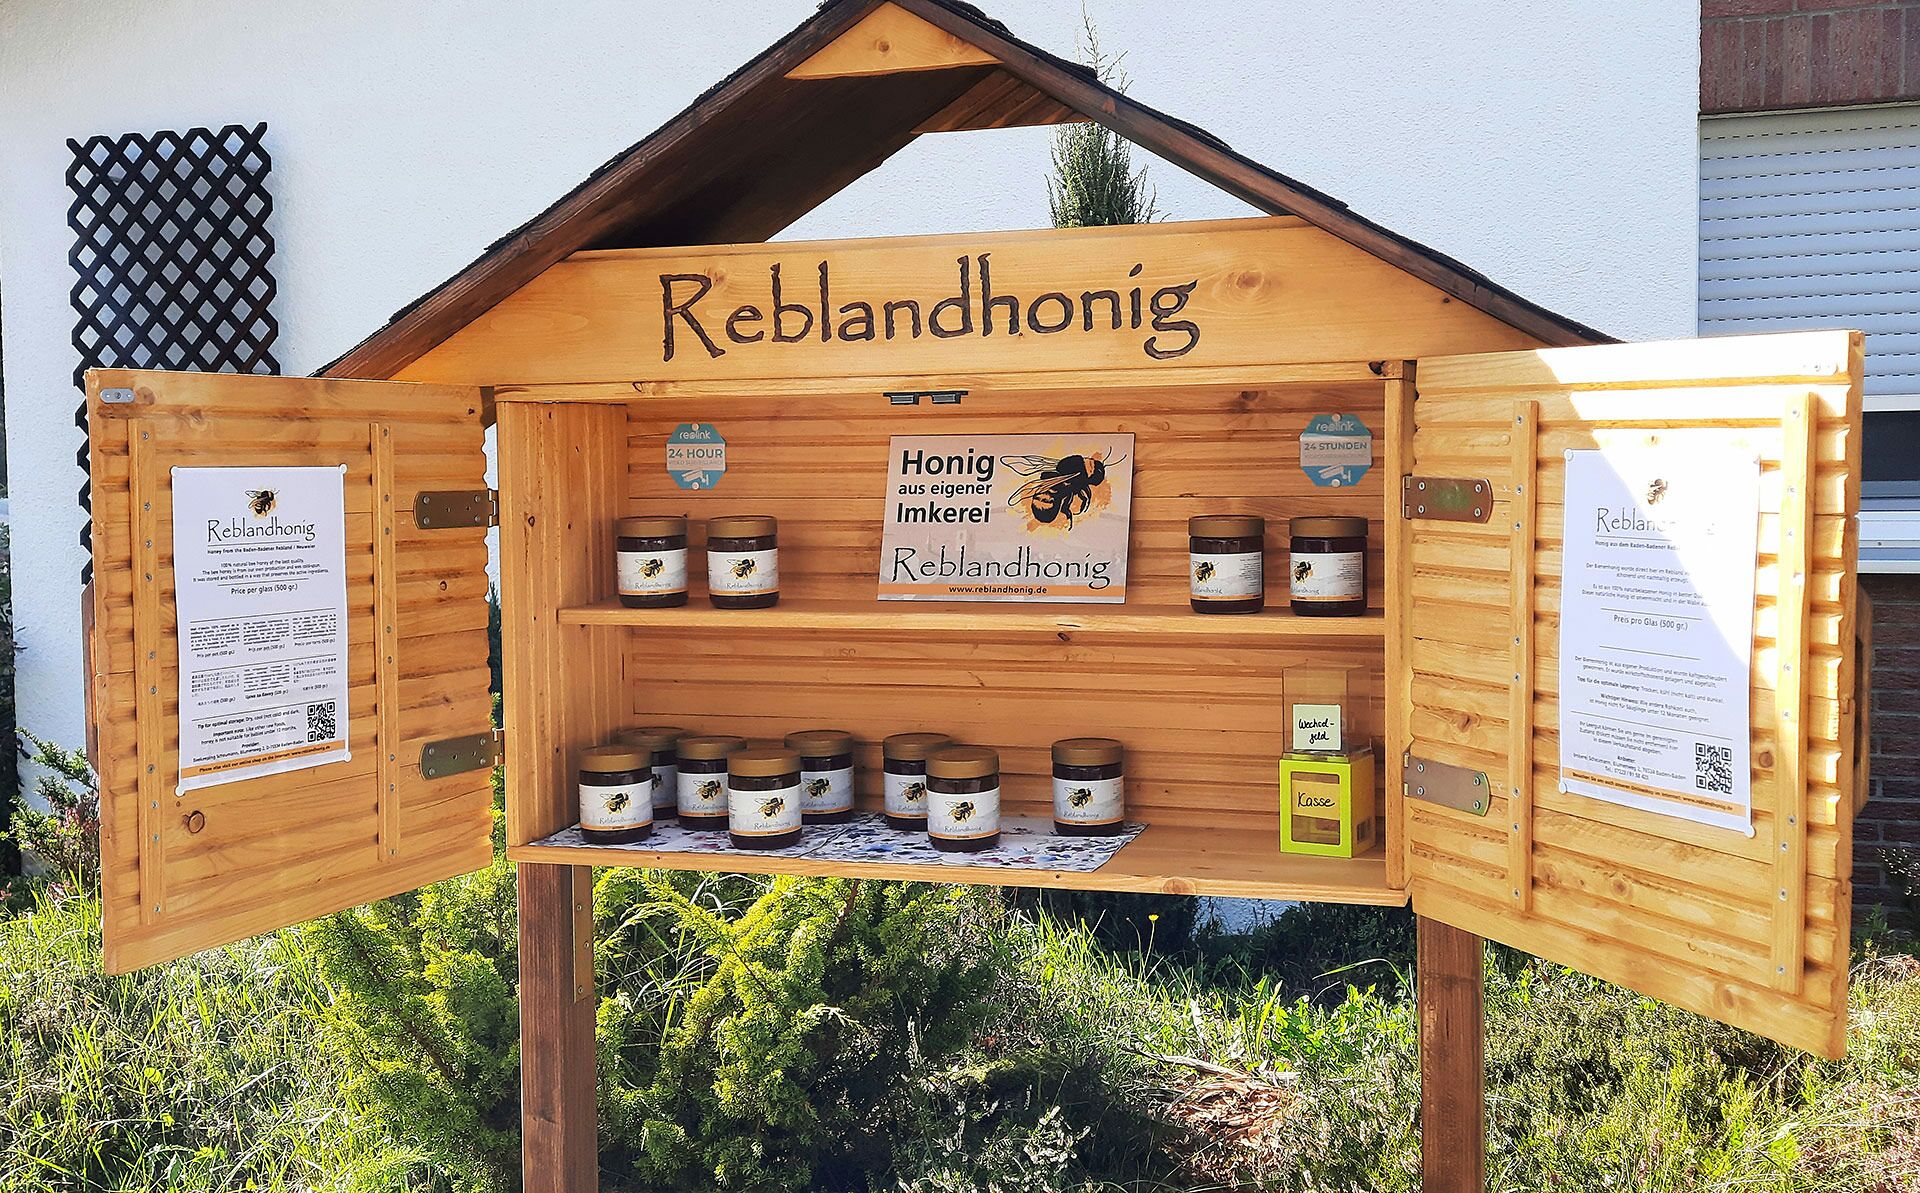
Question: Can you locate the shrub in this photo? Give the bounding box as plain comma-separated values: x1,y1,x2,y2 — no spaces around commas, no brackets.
0,888,415,1191
599,873,1001,1192
301,774,522,1191
2,729,100,908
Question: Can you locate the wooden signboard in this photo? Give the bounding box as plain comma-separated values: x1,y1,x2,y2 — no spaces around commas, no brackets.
394,217,1542,388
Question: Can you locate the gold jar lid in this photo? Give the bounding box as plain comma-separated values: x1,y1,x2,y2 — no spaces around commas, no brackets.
884,731,953,761
707,515,777,539
678,734,745,761
1053,737,1124,766
1291,516,1368,538
728,747,800,778
616,515,686,537
616,726,687,754
785,729,855,756
1189,514,1264,537
580,745,649,773
927,745,999,780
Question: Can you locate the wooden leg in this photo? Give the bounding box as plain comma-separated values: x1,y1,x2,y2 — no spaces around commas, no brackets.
1418,916,1485,1193
520,862,597,1192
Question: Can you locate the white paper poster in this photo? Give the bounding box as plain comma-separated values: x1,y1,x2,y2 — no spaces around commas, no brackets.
1556,449,1760,834
172,465,351,793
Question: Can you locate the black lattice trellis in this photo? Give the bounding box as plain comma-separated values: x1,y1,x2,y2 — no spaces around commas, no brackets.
68,122,280,582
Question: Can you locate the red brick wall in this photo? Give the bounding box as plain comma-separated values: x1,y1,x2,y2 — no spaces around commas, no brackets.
1702,0,1920,113
1857,574,1920,907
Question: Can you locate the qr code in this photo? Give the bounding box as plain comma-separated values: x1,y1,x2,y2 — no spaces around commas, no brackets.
1694,742,1733,795
306,700,338,743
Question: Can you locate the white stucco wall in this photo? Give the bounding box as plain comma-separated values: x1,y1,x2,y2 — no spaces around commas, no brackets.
0,0,1697,757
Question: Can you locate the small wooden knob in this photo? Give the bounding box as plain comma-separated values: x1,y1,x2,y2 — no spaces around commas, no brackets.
184,810,206,835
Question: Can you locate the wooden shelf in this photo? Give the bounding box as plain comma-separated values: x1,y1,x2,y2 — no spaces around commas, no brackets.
507,822,1404,905
558,596,1386,639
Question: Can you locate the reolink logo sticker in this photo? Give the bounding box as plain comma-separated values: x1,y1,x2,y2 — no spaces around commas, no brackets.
666,423,727,490
1299,413,1373,487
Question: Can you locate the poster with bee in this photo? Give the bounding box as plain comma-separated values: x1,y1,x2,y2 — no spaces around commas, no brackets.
1556,449,1760,835
878,433,1134,602
171,466,351,794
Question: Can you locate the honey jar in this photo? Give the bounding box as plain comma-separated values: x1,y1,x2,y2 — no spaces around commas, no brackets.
785,729,856,824
616,725,686,821
1052,737,1125,836
615,515,688,608
926,746,1000,853
676,734,743,830
882,732,952,831
577,745,653,844
706,515,779,609
1188,515,1265,614
727,747,802,849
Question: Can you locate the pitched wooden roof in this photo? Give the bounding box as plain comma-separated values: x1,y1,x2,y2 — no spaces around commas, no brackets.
321,0,1610,379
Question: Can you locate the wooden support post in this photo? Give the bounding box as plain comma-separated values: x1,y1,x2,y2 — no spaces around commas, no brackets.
1418,916,1485,1193
520,862,597,1192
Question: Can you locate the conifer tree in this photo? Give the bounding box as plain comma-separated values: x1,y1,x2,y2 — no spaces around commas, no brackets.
1046,17,1157,229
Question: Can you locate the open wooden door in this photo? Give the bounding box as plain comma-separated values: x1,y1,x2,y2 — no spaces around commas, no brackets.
85,370,496,973
1390,330,1864,1058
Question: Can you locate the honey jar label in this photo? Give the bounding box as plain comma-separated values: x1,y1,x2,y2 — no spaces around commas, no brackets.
1289,550,1364,602
928,787,1000,840
1053,775,1124,824
730,781,802,836
618,547,687,596
649,763,679,812
580,780,654,831
884,771,928,817
801,766,855,814
679,772,728,815
708,547,779,596
1189,551,1263,601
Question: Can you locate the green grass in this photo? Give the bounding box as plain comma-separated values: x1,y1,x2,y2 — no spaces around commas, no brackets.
4,870,1919,1192
0,887,417,1192
989,913,1920,1192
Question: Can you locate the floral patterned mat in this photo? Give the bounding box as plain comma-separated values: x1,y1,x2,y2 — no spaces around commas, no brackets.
535,812,1144,872
809,814,1145,871
534,819,844,859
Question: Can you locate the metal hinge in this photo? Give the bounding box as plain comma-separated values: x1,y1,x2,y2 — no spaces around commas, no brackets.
415,488,498,529
1403,753,1491,816
421,728,504,779
1401,476,1492,523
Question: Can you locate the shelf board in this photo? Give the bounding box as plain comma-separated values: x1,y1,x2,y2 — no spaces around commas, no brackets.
558,596,1385,639
507,821,1404,905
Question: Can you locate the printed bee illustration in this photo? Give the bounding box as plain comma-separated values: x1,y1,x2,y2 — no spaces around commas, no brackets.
1193,560,1217,583
729,558,758,579
899,781,926,803
1068,787,1095,809
640,557,666,578
695,779,723,803
758,796,787,818
1646,478,1669,506
245,489,278,518
650,772,666,795
950,800,977,823
604,790,632,815
1000,448,1125,528
805,777,833,799
1293,560,1313,583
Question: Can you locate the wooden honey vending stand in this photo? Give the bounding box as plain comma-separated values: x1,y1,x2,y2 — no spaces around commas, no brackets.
80,4,1868,1190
